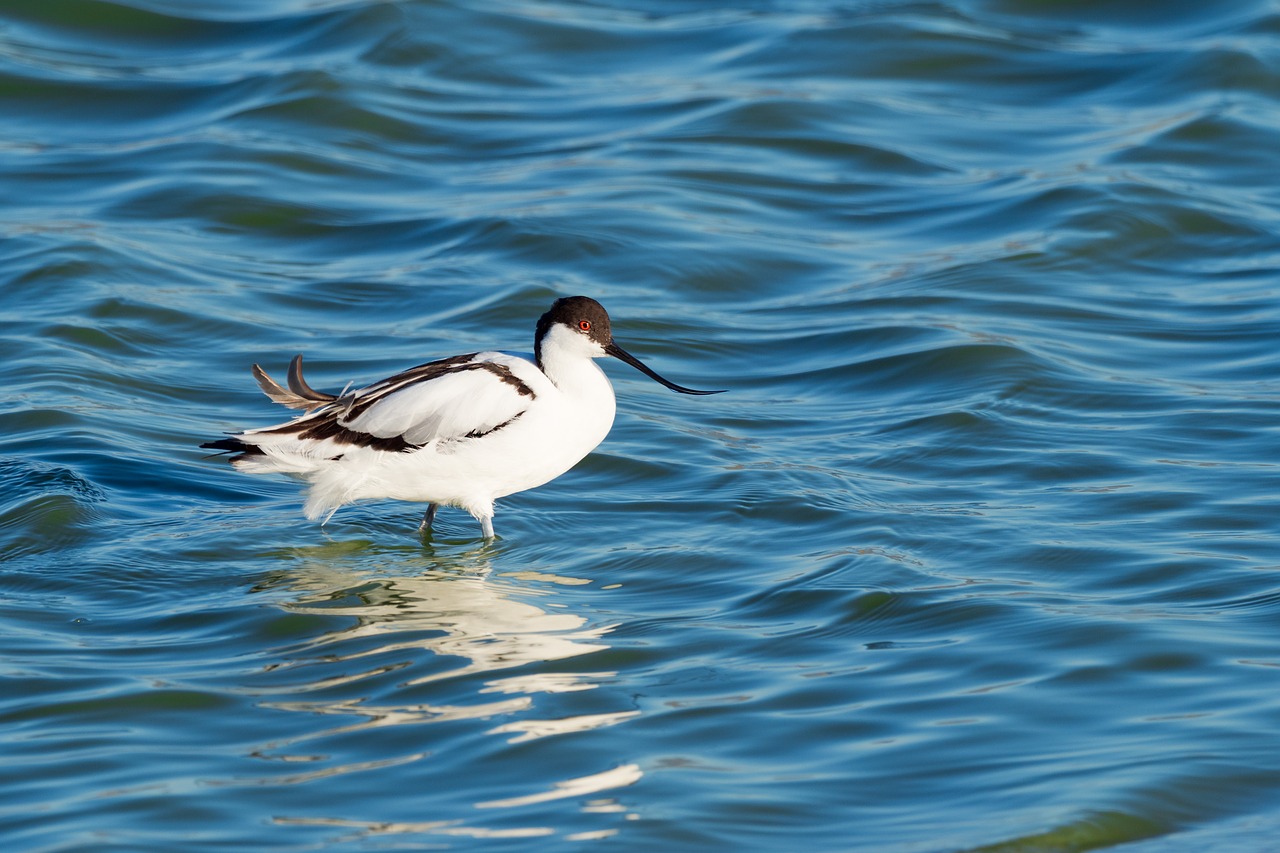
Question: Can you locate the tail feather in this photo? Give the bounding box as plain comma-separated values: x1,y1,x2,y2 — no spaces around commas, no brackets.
286,354,337,404
205,356,365,523
252,363,309,409
253,355,337,410
201,437,256,455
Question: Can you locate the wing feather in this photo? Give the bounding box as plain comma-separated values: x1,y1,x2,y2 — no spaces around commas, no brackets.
343,353,534,444
252,352,539,451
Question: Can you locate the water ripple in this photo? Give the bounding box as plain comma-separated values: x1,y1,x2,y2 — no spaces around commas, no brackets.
4,0,1280,849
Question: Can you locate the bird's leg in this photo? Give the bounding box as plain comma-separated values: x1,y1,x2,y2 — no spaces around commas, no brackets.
480,514,495,540
418,503,438,534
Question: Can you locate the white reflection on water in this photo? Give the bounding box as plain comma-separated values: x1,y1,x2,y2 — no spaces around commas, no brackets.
474,763,643,809
260,543,618,725
254,542,640,840
276,764,642,842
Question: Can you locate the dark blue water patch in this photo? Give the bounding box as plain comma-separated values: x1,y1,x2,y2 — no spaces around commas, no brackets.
0,0,402,80
0,68,272,144
4,0,1280,848
0,457,106,560
1112,109,1280,194
971,0,1273,34
1055,185,1280,269
657,97,954,175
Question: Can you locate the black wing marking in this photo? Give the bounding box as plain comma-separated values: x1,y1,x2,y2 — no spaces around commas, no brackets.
253,353,537,452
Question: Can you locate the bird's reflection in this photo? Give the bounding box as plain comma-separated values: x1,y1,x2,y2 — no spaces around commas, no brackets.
252,538,621,734
249,538,642,842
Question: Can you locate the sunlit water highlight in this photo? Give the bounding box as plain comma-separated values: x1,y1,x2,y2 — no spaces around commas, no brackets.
3,0,1280,850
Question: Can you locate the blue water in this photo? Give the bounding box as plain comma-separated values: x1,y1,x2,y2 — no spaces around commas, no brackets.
4,1,1280,850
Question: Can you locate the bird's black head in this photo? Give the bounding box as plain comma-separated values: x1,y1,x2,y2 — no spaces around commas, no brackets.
535,296,612,367
533,295,725,395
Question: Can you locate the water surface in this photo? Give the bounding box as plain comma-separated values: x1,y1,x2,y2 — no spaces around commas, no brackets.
3,1,1280,850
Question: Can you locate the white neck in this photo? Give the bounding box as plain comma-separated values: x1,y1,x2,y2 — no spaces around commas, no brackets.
535,324,617,450
536,324,609,393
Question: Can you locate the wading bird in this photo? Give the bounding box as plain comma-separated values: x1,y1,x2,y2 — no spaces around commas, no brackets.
202,296,723,538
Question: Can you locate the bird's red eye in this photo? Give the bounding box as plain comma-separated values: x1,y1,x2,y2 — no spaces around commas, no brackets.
578,320,591,331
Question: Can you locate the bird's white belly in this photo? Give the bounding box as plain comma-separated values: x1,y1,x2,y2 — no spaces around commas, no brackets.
355,384,615,509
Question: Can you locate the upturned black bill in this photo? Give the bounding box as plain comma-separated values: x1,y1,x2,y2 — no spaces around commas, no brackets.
606,342,725,395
